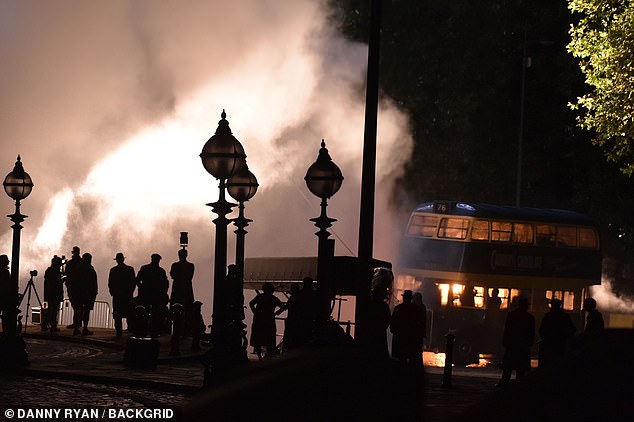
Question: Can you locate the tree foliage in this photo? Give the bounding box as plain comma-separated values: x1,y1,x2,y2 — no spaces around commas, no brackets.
568,0,634,175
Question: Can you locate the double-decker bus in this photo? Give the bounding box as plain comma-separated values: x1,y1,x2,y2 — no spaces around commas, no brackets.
396,200,602,364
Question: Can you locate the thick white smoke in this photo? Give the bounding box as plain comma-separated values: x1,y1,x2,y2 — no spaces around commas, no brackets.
0,1,413,320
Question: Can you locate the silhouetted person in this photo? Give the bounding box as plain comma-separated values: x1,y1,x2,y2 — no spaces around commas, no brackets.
108,252,136,336
460,283,476,307
538,298,576,367
73,253,98,336
390,290,426,366
170,249,195,335
583,297,604,333
0,254,14,333
292,276,318,347
282,284,301,350
421,280,441,308
64,246,82,330
43,256,64,333
249,282,285,359
367,287,392,359
191,301,205,351
137,253,169,338
497,295,535,387
488,288,502,311
412,292,428,351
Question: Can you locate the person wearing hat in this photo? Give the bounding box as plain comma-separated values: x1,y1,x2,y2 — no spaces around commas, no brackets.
497,295,535,387
108,252,137,336
538,298,576,367
64,246,82,330
390,289,426,367
136,253,169,338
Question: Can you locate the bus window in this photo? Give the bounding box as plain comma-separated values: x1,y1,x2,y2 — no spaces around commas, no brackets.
407,215,439,237
474,286,485,308
491,221,512,242
488,288,510,309
438,218,469,239
579,227,599,249
471,219,489,241
546,290,575,311
536,224,556,246
557,226,577,247
513,223,534,244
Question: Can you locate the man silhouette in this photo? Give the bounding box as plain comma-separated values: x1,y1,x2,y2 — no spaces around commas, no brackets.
170,249,195,335
108,252,136,336
390,290,426,366
497,295,535,386
538,298,576,367
137,254,169,338
44,256,64,333
64,246,82,330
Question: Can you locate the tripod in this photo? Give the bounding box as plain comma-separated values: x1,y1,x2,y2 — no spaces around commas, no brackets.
19,272,43,333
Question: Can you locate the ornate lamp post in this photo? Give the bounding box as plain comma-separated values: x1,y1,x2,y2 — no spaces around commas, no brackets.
305,140,343,324
0,155,33,367
226,162,258,360
200,110,246,383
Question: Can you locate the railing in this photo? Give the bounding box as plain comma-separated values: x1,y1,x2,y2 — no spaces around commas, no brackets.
31,299,113,329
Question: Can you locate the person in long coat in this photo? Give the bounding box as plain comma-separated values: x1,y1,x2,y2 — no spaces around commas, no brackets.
390,290,426,366
43,255,64,333
249,282,285,359
64,246,82,330
497,295,535,386
74,253,98,336
136,253,169,338
538,298,576,367
170,249,195,335
108,252,136,336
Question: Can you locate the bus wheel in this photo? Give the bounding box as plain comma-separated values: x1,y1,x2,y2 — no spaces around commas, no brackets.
455,342,477,366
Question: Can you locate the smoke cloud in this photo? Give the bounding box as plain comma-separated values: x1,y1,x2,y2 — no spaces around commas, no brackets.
0,1,413,318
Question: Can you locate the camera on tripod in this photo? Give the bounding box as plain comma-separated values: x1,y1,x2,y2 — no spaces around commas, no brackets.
29,269,38,277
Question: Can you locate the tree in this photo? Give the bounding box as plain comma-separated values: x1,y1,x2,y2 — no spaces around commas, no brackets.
568,0,634,175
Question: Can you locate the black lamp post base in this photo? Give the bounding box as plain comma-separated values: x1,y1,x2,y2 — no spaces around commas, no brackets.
202,324,249,388
0,332,29,371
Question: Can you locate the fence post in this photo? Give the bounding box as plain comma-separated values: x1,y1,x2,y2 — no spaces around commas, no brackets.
442,332,455,388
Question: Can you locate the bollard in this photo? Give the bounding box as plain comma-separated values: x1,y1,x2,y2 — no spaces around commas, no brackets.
442,332,455,388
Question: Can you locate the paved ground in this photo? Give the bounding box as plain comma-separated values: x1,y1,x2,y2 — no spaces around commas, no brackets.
0,326,509,421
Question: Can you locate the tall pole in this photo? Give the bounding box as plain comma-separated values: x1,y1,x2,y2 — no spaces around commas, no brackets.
311,198,336,321
207,178,235,367
516,30,529,207
5,200,25,336
356,0,381,343
231,201,250,362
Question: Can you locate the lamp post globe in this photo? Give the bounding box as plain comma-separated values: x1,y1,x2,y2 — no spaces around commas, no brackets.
200,110,246,180
3,155,33,201
304,140,343,199
227,164,258,203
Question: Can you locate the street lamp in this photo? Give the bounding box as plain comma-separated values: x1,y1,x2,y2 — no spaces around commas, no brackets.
0,155,33,367
226,161,258,360
199,110,247,384
305,140,343,324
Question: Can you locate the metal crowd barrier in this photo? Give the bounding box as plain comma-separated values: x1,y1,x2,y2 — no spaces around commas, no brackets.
32,299,113,329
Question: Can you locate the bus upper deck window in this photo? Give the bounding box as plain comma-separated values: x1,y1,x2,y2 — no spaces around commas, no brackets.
471,220,489,241
438,218,469,239
579,227,599,249
536,224,556,246
491,221,512,242
513,223,534,244
557,226,577,247
407,215,439,237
